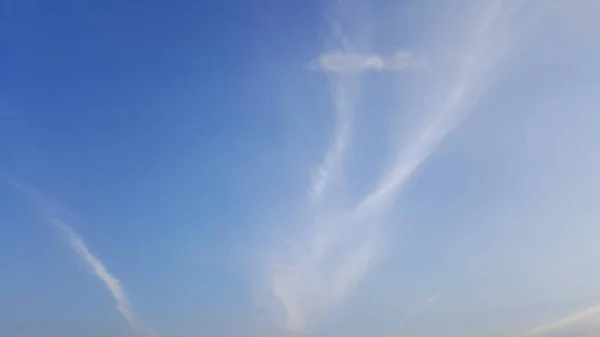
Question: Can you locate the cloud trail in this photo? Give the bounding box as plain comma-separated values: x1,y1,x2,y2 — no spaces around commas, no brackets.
516,304,600,337
310,76,353,204
54,219,156,337
307,6,360,206
309,53,424,206
354,0,508,218
266,0,515,335
8,179,156,337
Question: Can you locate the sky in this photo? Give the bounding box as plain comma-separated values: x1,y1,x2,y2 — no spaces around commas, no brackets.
1,0,599,336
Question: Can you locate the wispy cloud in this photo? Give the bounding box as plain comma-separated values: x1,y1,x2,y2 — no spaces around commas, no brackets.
265,0,513,334
54,219,156,337
9,179,156,337
355,0,508,217
307,51,425,73
309,53,424,204
309,77,353,204
516,304,600,337
308,26,427,205
308,10,358,204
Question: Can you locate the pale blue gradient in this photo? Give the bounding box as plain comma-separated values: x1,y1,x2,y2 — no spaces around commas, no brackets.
1,0,599,336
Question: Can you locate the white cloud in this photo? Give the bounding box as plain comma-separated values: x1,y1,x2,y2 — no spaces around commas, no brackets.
354,0,508,217
8,179,156,337
53,219,157,337
308,51,425,73
309,78,354,204
309,52,423,205
516,304,600,337
264,0,513,334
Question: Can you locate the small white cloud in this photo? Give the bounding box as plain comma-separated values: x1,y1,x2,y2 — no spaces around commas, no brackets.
308,51,425,73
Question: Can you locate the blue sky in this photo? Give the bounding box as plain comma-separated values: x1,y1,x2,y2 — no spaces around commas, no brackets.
1,0,600,336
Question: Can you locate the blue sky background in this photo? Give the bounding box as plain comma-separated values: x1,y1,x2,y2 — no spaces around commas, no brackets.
1,0,600,336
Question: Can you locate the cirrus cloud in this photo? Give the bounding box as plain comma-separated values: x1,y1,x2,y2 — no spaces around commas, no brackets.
307,51,426,73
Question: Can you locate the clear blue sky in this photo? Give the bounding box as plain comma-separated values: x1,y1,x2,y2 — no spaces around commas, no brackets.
1,0,600,336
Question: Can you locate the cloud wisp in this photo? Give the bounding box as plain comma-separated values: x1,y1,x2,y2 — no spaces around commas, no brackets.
308,11,360,205
9,179,156,337
307,51,425,73
54,219,156,337
309,12,426,205
309,76,353,204
354,0,508,218
265,0,515,335
516,304,600,337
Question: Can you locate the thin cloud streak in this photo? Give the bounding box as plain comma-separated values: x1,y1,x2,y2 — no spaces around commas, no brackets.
516,304,600,337
54,219,156,337
354,0,508,218
309,11,360,205
8,179,156,337
271,13,361,332
309,50,422,205
310,50,424,203
266,0,513,334
310,77,353,204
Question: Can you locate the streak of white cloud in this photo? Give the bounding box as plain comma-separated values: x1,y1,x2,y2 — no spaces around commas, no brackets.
310,77,353,204
8,179,156,337
308,51,425,73
310,53,425,204
53,219,156,337
355,0,508,217
266,0,514,334
308,7,364,205
309,22,425,204
516,304,600,337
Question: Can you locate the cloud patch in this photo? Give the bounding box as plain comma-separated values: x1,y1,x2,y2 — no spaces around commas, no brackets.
308,51,425,73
